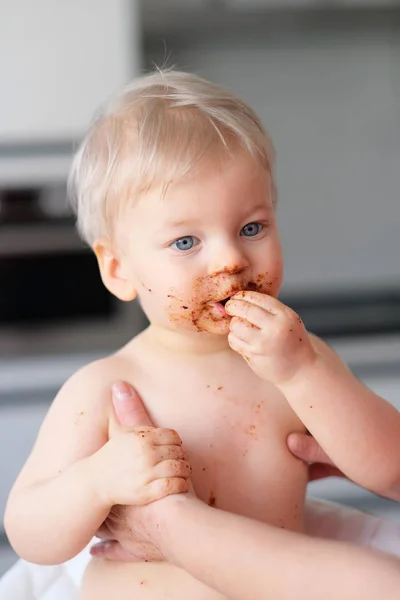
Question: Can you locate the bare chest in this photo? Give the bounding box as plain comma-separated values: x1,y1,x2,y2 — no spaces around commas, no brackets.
132,359,308,532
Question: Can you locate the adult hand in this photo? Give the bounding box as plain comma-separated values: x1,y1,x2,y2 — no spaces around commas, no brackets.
287,432,345,481
91,382,191,561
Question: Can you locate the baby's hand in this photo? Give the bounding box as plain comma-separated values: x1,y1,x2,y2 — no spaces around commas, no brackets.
90,426,191,509
225,291,317,385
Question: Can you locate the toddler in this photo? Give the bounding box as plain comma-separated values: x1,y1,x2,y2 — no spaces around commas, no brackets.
5,69,400,600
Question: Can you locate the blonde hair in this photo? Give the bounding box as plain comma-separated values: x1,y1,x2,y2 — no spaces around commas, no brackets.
68,68,276,246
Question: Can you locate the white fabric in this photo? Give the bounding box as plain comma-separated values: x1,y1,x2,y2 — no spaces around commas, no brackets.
305,500,400,557
0,544,91,600
1,501,399,599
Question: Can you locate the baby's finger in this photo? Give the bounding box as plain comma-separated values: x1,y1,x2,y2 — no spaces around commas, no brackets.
154,444,185,462
152,428,183,447
231,291,283,312
229,316,258,342
225,299,271,329
227,332,251,359
146,477,189,502
152,459,192,480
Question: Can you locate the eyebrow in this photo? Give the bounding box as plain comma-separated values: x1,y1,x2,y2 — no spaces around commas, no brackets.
161,202,273,231
162,217,199,230
247,202,273,215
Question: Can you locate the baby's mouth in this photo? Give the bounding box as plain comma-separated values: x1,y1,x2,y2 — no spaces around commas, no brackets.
208,296,232,319
219,297,231,307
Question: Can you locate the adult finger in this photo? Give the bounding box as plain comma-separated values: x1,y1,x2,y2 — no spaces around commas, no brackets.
287,432,335,466
112,381,153,428
308,463,345,482
90,539,146,561
95,522,113,540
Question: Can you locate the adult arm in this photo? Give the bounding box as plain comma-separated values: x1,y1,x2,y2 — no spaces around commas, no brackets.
139,494,400,600
93,383,400,600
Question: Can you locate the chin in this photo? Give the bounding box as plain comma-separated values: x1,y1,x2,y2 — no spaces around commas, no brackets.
194,318,231,336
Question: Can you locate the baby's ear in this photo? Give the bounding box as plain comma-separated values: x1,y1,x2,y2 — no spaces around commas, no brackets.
93,238,137,302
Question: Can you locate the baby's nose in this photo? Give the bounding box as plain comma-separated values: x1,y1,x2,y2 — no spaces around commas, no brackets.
208,245,249,277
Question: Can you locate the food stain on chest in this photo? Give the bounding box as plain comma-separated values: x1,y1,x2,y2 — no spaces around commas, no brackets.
208,490,216,507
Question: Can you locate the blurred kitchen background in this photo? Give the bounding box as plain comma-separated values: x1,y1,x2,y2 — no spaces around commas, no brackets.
1,0,400,576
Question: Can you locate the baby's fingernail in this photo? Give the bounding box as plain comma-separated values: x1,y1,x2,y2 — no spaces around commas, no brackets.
112,382,133,402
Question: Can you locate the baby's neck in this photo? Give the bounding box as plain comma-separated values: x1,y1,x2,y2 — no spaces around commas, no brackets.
142,325,231,357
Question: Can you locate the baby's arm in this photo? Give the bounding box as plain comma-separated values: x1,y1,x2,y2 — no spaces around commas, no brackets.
4,361,111,563
226,292,400,500
4,360,189,565
281,335,400,499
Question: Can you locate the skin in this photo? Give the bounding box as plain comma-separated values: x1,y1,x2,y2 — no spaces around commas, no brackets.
90,382,343,564
95,153,283,339
82,385,400,600
4,154,400,600
287,430,345,481
225,291,400,497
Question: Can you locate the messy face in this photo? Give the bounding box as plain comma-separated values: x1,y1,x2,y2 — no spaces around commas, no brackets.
117,154,283,337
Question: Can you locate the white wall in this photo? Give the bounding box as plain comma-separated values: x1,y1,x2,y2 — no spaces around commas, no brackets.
157,21,400,294
0,0,140,143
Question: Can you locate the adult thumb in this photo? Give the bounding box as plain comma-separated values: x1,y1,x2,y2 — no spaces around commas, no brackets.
287,432,334,466
111,381,153,428
90,539,143,562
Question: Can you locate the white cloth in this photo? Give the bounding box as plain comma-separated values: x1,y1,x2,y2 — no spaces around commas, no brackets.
1,501,399,599
0,544,90,600
305,500,400,557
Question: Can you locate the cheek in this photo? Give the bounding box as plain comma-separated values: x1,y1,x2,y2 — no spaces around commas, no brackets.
251,243,283,296
268,253,283,296
123,250,202,328
267,237,283,281
249,270,282,297
131,256,181,297
144,278,201,329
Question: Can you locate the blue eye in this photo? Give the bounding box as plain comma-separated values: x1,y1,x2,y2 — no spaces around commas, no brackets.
241,222,262,237
171,236,199,251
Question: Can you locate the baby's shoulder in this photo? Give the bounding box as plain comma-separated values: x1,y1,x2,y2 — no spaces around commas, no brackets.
52,351,138,421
